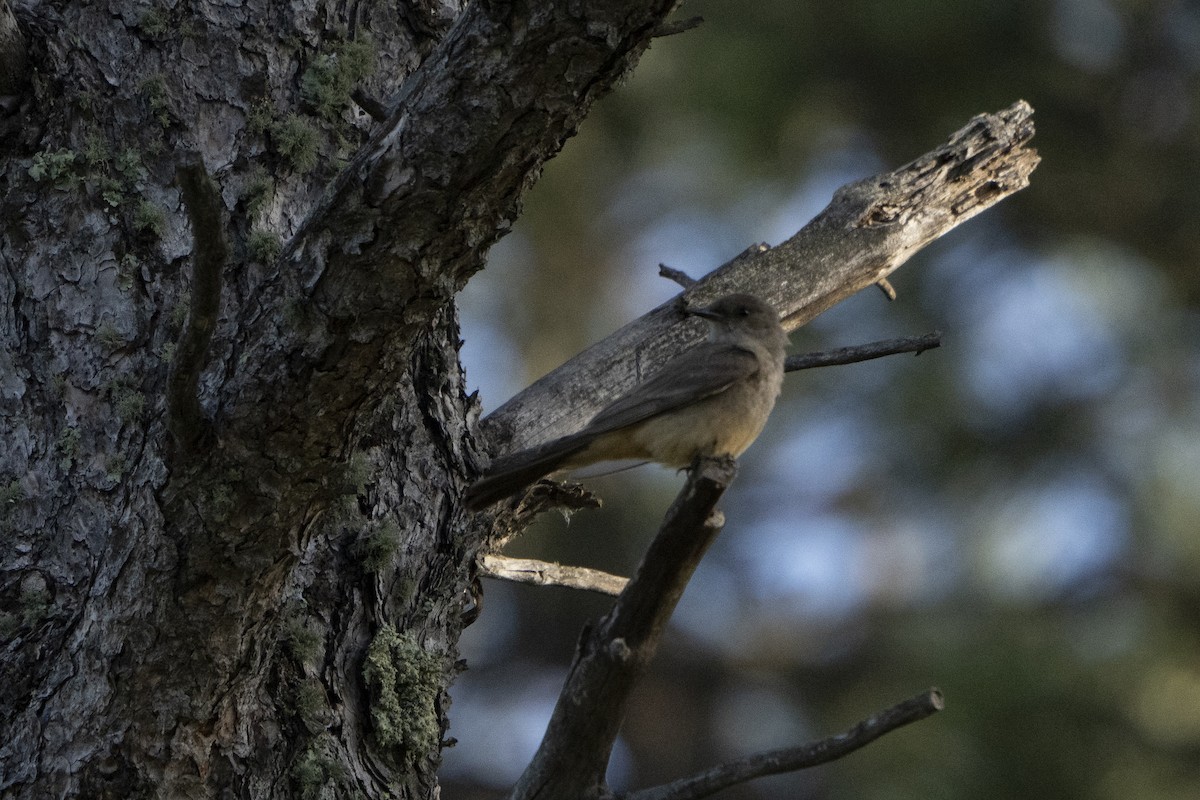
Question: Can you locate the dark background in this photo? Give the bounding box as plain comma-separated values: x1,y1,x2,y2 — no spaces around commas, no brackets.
446,1,1200,797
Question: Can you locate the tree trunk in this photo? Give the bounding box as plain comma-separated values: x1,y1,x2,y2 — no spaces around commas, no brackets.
0,0,678,796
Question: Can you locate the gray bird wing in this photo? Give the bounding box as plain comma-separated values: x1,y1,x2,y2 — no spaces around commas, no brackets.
582,343,761,436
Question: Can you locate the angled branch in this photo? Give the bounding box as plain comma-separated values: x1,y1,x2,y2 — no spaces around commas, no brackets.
626,689,945,800
481,102,1038,454
169,160,228,452
510,457,737,800
659,263,698,288
479,554,628,596
785,331,942,372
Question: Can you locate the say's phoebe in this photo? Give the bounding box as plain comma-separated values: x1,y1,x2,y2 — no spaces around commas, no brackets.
465,293,788,510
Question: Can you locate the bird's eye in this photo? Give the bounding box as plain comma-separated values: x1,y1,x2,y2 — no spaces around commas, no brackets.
738,306,750,317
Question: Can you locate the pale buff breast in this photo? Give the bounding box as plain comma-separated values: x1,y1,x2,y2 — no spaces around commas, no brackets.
621,368,781,467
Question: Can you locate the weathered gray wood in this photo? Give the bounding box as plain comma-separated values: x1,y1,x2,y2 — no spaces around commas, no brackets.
481,101,1039,455
493,106,1036,800
479,554,629,596
511,457,737,800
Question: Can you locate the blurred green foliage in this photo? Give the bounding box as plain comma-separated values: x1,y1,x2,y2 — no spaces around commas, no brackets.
451,1,1200,797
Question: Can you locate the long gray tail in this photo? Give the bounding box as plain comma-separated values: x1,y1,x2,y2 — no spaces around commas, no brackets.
465,433,591,510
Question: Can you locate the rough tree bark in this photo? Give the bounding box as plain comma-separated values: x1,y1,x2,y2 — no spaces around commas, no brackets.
0,0,682,797
0,0,1037,796
0,0,26,101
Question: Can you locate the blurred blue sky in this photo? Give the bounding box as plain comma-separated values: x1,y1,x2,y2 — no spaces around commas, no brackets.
451,139,1146,793
447,0,1200,791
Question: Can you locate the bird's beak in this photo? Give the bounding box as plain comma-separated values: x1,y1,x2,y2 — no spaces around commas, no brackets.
685,302,721,321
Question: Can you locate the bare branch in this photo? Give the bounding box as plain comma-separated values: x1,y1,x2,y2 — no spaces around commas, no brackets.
626,689,945,800
481,102,1038,455
510,457,737,800
483,479,603,551
785,332,942,372
479,554,628,596
659,263,698,288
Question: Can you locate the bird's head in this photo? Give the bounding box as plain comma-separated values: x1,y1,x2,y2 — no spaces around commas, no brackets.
686,294,784,347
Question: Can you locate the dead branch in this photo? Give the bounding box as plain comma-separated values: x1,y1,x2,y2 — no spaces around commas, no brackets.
659,264,699,288
785,331,942,371
479,554,628,596
509,457,737,800
626,689,945,800
481,102,1038,455
496,102,1034,800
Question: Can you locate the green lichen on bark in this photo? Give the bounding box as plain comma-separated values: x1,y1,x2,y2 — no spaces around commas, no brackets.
283,612,323,665
247,228,282,263
291,734,345,799
274,115,319,172
301,40,376,120
359,519,400,572
132,200,165,237
362,626,441,764
242,167,274,218
20,585,50,626
295,679,327,728
28,149,76,186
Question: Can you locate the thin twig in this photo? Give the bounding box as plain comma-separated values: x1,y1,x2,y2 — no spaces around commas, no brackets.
659,264,698,288
785,332,941,372
626,689,945,800
479,554,628,596
662,265,937,371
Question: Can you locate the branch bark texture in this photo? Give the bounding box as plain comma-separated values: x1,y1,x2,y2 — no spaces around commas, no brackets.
480,101,1039,455
0,0,26,98
785,331,943,372
479,554,629,596
510,457,737,800
0,0,683,797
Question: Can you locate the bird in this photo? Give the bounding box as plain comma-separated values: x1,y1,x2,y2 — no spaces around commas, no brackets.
465,293,788,510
